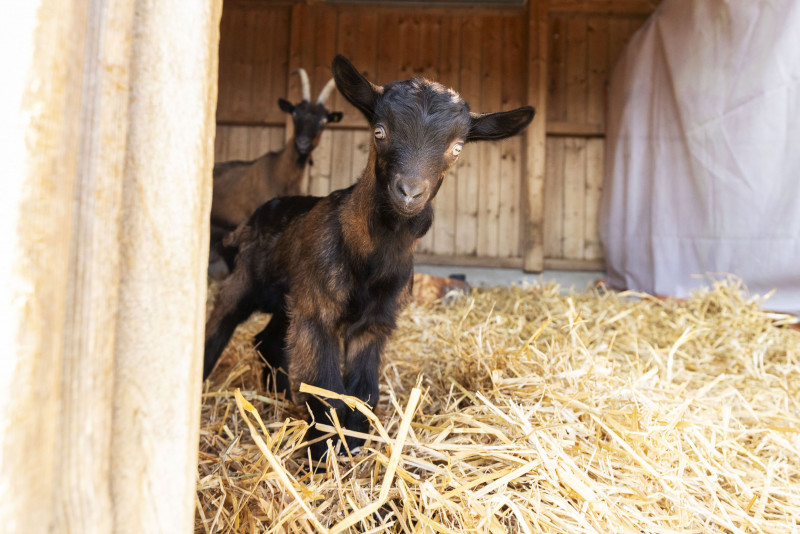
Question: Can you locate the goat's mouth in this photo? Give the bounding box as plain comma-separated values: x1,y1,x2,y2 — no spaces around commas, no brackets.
389,190,429,218
295,138,313,156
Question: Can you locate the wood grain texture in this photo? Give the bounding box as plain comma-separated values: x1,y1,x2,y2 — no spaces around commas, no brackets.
523,0,549,271
2,1,220,534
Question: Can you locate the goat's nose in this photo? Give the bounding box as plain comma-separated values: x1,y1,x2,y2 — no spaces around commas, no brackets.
397,180,426,202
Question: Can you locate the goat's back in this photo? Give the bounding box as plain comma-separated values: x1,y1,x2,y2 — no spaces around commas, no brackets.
211,152,287,228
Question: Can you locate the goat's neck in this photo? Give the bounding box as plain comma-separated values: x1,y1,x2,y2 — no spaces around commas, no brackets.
342,159,433,261
269,136,308,189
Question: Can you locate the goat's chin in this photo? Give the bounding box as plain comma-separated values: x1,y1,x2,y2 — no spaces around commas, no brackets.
390,201,427,219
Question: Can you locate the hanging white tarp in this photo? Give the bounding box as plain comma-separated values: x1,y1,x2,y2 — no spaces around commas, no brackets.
599,0,800,316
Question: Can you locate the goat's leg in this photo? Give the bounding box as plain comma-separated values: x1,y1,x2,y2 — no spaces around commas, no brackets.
204,268,255,379
342,330,386,451
286,316,348,460
254,311,290,396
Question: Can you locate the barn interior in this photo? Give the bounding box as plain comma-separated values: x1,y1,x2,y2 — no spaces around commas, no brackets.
200,1,800,532
213,0,648,274
3,1,799,533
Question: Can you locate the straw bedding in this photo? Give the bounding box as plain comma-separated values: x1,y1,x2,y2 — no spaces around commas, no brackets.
197,278,800,533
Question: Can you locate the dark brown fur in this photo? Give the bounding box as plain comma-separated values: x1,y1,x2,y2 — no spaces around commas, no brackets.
204,55,535,460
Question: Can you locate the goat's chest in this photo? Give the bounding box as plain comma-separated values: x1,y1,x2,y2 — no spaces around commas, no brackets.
342,259,412,328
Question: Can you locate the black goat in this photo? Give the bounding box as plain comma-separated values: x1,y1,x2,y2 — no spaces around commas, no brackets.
209,68,343,276
204,55,534,459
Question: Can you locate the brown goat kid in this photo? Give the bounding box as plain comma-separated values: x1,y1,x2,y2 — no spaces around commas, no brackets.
204,55,534,459
209,69,343,275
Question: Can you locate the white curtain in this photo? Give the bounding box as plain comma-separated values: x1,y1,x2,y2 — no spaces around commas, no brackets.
599,0,800,316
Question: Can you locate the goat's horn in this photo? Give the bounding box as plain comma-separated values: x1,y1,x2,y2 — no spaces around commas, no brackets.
293,68,311,102
316,78,337,106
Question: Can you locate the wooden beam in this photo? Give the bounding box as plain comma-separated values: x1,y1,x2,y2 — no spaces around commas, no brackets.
547,121,605,136
414,255,605,272
415,254,524,270
523,0,548,272
548,0,660,15
544,258,606,271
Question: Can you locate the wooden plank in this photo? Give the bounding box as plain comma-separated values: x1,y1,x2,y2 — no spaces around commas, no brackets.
543,136,564,258
233,9,257,120
355,11,380,83
418,15,441,79
499,138,523,258
501,16,526,109
586,16,609,128
214,125,231,162
247,126,272,160
269,8,291,111
269,126,286,153
498,16,525,258
215,8,236,121
547,121,604,136
226,126,252,161
414,254,524,270
377,12,402,85
523,0,548,271
455,15,482,256
308,129,333,197
565,16,588,124
226,0,526,18
249,9,274,121
476,16,503,258
399,15,420,80
584,137,604,260
431,15,462,257
543,258,605,271
312,7,337,110
561,136,586,259
351,128,370,184
334,10,362,123
546,15,566,122
331,130,354,193
285,2,311,144
548,0,660,15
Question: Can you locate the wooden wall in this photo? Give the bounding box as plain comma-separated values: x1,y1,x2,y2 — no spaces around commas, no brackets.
544,5,651,268
214,0,659,270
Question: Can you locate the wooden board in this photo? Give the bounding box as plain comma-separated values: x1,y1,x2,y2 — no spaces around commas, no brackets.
216,5,291,124
523,0,549,271
455,14,482,257
542,10,651,264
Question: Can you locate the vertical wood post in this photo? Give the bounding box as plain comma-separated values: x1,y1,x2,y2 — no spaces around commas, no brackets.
0,0,222,533
111,1,221,532
524,0,548,271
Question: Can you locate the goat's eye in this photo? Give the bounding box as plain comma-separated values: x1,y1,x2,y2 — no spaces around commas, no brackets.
451,143,463,157
374,126,386,140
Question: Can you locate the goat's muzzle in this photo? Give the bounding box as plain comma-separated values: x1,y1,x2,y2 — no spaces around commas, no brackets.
295,137,313,156
391,175,430,217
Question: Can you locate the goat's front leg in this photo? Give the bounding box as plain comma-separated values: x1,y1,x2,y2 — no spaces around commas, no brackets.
286,316,348,460
254,311,290,396
342,328,388,450
204,265,255,379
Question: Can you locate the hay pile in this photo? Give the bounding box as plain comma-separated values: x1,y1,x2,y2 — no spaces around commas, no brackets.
197,279,800,533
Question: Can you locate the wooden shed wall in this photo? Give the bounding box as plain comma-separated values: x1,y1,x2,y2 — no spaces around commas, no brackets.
214,0,659,270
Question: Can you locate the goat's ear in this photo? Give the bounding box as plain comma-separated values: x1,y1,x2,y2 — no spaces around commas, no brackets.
466,106,535,142
278,98,295,114
332,55,382,123
327,111,344,123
